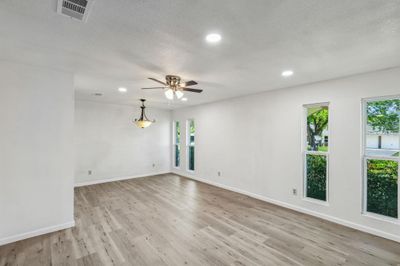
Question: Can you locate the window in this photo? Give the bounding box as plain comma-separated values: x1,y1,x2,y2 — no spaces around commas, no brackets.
363,97,399,219
174,121,181,168
187,119,195,171
303,103,329,202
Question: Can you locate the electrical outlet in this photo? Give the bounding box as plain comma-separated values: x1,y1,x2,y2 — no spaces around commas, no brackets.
292,188,297,195
88,170,92,175
218,171,221,177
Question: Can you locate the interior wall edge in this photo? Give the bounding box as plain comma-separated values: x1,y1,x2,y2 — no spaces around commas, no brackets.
0,221,75,247
174,172,400,244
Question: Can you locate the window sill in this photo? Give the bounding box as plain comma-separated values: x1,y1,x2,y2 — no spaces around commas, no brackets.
362,212,400,225
302,197,330,207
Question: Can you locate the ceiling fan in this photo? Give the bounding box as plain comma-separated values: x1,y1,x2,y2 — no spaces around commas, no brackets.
142,75,203,100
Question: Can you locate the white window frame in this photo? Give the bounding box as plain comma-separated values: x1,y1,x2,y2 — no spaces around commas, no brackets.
173,121,181,169
361,95,400,222
186,119,195,172
302,102,330,205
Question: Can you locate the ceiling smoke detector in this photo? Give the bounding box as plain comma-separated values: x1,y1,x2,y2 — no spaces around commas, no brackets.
57,0,94,22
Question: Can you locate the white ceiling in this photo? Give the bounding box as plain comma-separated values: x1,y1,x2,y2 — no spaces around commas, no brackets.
1,0,400,109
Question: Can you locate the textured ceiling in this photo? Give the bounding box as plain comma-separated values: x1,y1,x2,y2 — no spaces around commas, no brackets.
0,0,400,109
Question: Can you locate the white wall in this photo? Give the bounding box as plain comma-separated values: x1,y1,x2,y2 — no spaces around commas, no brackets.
0,62,74,245
366,135,399,150
172,67,400,242
74,100,171,185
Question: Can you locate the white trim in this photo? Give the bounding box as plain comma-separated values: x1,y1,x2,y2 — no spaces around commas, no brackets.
74,172,169,187
175,172,400,243
0,221,75,246
302,103,330,202
302,196,330,206
363,212,400,225
363,94,400,103
361,96,400,220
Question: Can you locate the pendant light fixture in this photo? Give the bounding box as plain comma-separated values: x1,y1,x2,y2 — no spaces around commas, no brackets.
164,88,184,100
134,99,155,128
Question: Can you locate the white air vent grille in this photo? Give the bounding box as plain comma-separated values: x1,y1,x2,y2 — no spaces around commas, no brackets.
57,0,93,22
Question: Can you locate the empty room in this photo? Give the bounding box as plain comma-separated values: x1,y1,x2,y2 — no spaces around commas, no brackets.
1,0,400,265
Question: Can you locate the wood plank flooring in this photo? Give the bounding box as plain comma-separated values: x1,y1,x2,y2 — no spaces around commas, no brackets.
1,174,400,265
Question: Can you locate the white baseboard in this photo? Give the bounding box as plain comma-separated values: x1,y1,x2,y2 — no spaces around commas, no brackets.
74,171,169,187
175,172,400,243
0,220,75,246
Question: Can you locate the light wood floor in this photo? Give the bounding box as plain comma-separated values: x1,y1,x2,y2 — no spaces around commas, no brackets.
1,174,400,266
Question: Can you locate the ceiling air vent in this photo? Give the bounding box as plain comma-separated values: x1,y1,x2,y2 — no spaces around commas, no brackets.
57,0,94,22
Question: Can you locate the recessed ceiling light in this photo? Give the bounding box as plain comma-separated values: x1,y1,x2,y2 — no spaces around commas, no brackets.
281,70,294,77
118,87,127,93
181,97,188,102
206,33,222,43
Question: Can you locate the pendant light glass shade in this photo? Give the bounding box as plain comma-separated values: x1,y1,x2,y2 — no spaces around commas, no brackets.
175,90,184,99
164,88,184,100
134,120,153,128
134,99,155,128
165,89,174,100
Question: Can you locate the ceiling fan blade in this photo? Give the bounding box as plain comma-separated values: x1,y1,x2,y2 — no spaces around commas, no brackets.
182,87,203,93
141,87,165,89
148,77,167,85
183,80,198,86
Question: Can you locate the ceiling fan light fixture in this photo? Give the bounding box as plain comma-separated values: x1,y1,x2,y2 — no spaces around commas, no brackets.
175,90,184,99
134,99,155,128
144,75,202,101
165,89,174,100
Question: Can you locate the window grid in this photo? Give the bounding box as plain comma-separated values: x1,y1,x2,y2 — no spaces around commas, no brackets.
303,103,330,203
173,121,180,168
187,119,195,172
362,96,400,220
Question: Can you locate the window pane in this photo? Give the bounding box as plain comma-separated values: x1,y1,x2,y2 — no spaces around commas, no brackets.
366,159,398,218
175,145,180,167
176,122,180,144
306,106,329,152
366,99,399,157
188,146,195,171
306,154,327,201
189,120,195,145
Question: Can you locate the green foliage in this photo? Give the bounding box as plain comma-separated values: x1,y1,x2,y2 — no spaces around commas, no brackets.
367,159,398,218
318,146,328,152
175,145,180,167
189,120,195,134
189,146,195,171
306,154,327,201
367,99,399,134
176,121,180,143
175,122,181,167
189,120,195,144
307,107,329,151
